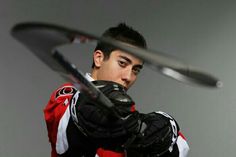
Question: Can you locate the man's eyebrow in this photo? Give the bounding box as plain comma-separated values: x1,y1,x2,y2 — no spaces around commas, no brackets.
119,55,132,64
134,64,143,69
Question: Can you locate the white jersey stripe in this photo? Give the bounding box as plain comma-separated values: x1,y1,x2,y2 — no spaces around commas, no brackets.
56,106,71,154
177,135,190,157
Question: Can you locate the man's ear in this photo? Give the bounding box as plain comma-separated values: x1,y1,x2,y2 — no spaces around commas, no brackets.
93,50,104,68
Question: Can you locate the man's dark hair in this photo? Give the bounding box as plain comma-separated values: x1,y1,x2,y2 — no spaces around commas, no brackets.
92,23,147,68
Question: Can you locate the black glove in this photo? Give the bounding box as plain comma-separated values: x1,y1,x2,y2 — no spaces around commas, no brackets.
127,111,179,156
70,80,140,150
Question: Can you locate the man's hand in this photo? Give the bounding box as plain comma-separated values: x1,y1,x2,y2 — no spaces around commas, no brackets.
70,80,140,150
128,111,179,156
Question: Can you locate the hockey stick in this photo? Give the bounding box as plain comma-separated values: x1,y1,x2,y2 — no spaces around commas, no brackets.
11,22,222,88
10,22,222,110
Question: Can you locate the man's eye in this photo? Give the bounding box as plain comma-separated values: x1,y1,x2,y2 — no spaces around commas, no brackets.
118,60,127,67
132,68,141,75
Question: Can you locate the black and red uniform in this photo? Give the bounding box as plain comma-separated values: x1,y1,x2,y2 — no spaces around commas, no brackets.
44,74,189,157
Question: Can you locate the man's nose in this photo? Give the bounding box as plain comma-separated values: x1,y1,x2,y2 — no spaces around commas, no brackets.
121,68,132,82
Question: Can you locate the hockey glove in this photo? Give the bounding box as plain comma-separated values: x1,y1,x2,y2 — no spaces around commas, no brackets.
127,111,179,156
70,80,140,150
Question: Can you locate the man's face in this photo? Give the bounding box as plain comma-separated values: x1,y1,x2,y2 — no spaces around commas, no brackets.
92,50,143,90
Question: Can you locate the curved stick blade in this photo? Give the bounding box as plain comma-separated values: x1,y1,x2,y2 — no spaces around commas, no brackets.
11,22,222,88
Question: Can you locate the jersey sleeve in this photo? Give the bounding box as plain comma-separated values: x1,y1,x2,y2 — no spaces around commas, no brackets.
43,83,76,157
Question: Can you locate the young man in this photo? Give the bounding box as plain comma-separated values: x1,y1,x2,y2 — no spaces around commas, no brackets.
44,23,189,157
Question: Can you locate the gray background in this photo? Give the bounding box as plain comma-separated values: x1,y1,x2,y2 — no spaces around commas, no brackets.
1,0,236,156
